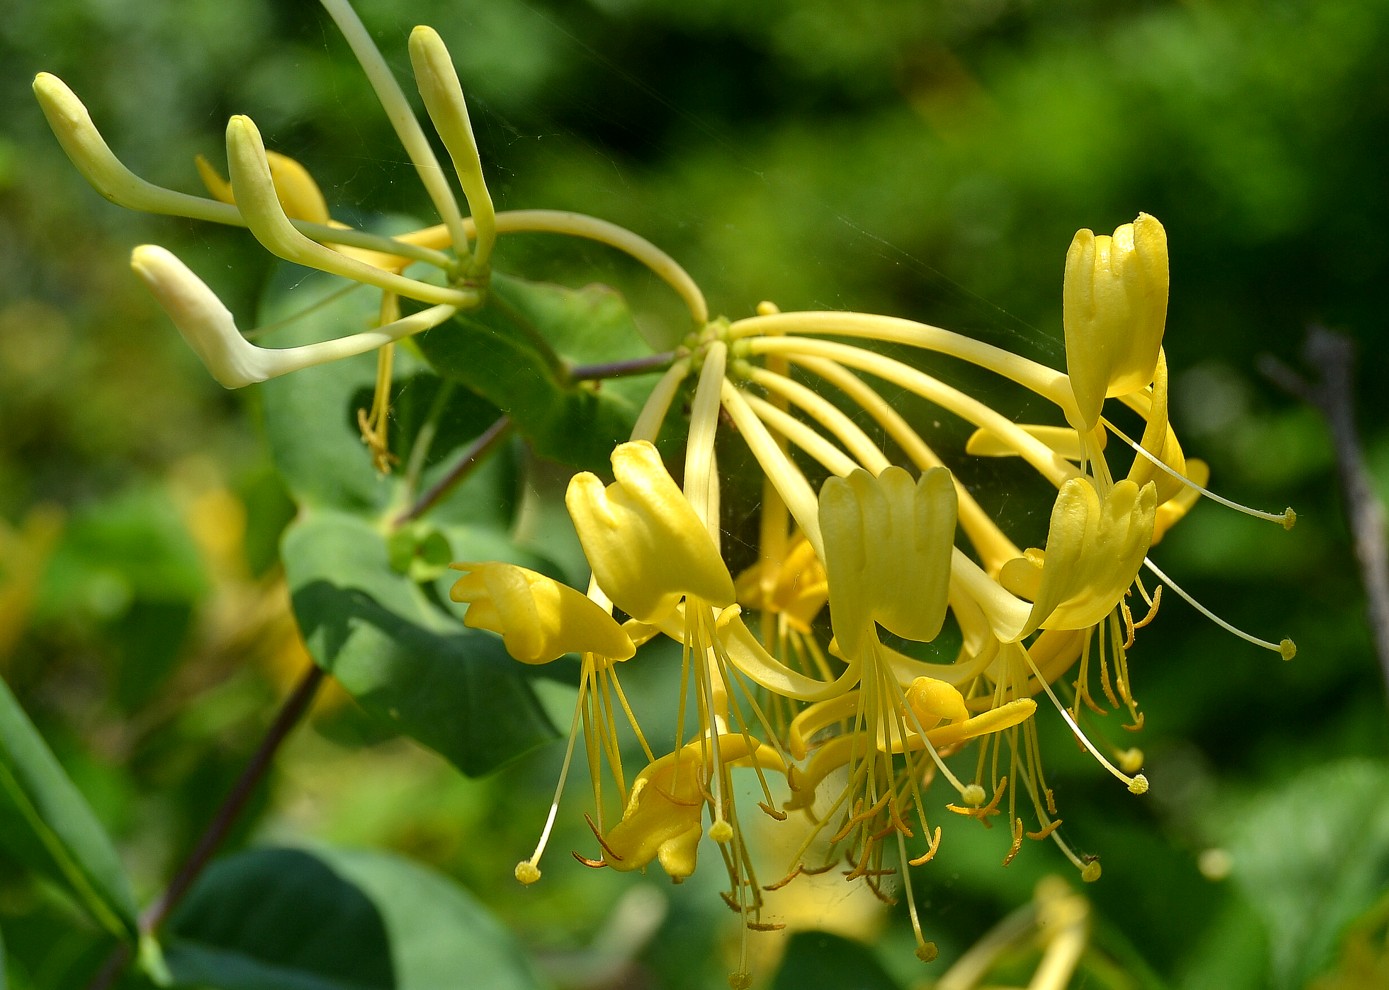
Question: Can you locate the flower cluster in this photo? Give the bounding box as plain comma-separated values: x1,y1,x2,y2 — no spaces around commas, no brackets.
36,3,1296,986
450,209,1295,984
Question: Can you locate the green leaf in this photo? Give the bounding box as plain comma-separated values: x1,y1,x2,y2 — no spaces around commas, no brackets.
162,846,550,990
0,677,138,942
415,273,661,472
1222,758,1389,990
255,267,504,515
771,931,903,990
282,509,556,776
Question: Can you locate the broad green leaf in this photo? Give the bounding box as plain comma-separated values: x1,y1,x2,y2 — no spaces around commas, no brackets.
282,509,556,776
258,264,560,772
415,273,662,472
0,677,138,942
1222,758,1389,990
162,846,550,990
255,266,505,515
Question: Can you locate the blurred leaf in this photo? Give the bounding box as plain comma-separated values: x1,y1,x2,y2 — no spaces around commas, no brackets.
1222,758,1389,990
162,846,550,990
282,509,556,776
415,273,661,473
0,676,137,942
37,486,208,621
771,931,902,990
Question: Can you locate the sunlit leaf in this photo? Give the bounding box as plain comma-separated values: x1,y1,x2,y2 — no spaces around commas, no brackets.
283,509,556,776
415,273,660,473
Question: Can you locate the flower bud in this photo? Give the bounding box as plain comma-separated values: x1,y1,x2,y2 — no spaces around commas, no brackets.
1064,213,1169,430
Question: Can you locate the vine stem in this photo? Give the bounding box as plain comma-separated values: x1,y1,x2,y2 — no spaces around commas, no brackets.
394,414,512,526
568,350,678,382
85,662,326,990
1262,326,1389,698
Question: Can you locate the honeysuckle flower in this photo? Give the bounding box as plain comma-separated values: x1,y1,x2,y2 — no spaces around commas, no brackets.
990,476,1158,640
566,441,736,624
595,734,786,881
449,562,635,664
1063,213,1169,432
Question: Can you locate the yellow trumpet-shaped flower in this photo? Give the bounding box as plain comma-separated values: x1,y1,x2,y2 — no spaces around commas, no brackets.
599,734,786,880
449,562,635,665
959,476,1157,642
1064,213,1169,431
819,466,956,660
567,441,736,625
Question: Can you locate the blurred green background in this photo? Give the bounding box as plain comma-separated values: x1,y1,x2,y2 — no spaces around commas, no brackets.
3,0,1388,987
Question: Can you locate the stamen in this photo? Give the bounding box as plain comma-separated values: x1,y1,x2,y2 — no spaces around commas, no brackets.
516,677,590,884
1002,816,1024,866
1021,650,1150,795
1143,557,1297,659
1107,419,1297,529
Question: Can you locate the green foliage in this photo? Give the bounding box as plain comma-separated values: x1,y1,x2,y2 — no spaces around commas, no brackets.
3,0,1388,987
257,268,559,774
0,677,137,942
416,273,662,473
162,846,550,990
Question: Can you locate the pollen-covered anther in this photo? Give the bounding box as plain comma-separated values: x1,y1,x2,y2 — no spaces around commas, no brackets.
907,825,943,867
1002,817,1025,866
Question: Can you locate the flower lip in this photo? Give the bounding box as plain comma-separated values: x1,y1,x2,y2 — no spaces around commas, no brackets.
565,441,736,624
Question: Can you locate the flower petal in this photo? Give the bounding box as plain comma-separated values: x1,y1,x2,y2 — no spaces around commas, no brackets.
819,466,957,658
1064,213,1168,430
449,562,634,664
566,441,735,623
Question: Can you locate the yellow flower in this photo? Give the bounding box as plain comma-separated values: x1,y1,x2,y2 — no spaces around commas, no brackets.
598,734,785,880
819,466,955,660
994,477,1158,638
1063,213,1169,431
566,441,735,624
449,562,635,664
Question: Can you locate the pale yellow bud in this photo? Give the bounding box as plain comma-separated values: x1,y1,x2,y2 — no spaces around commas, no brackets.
1064,213,1169,430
